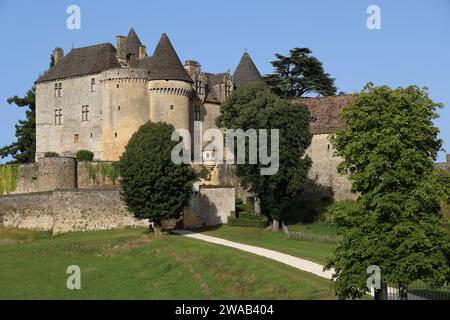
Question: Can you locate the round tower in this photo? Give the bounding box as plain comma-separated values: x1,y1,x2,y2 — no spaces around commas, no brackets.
147,33,193,131
101,68,150,161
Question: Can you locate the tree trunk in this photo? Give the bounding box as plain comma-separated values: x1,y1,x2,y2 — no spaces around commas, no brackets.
254,196,261,217
272,219,280,232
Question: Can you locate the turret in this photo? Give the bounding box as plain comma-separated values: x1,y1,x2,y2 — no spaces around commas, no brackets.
233,52,263,87
101,68,150,161
148,33,193,131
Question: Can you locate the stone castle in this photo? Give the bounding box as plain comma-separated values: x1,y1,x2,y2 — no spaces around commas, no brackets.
0,28,379,233
35,29,262,161
33,28,358,200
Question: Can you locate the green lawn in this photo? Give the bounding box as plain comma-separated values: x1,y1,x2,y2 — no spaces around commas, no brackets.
0,227,335,300
195,225,335,265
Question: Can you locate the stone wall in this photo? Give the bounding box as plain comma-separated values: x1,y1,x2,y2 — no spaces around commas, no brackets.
435,154,450,172
183,186,235,228
0,186,234,234
52,189,147,234
0,192,54,230
303,134,357,200
77,161,118,189
0,188,147,234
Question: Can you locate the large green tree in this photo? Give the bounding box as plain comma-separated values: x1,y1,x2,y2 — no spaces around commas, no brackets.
216,82,312,231
119,121,196,230
325,83,450,299
0,53,54,163
264,47,337,98
0,87,36,163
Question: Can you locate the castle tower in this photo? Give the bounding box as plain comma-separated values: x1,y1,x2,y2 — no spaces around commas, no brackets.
101,68,150,161
126,28,143,67
148,33,193,132
233,52,263,87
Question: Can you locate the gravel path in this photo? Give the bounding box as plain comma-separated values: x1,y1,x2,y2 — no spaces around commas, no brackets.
172,229,334,279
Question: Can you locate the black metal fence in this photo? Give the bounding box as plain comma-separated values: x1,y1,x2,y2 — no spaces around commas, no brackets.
375,282,450,300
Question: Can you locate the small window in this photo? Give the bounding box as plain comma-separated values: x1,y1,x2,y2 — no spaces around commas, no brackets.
54,109,62,125
81,105,89,121
118,106,121,111
74,134,79,143
194,105,201,121
116,84,120,89
327,144,330,150
114,132,118,138
225,84,232,97
91,78,95,92
90,133,93,138
170,105,174,110
54,82,62,97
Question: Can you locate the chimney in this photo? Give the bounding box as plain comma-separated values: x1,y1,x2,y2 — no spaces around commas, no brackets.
447,154,450,163
116,36,127,65
184,60,200,76
138,45,147,59
53,48,64,65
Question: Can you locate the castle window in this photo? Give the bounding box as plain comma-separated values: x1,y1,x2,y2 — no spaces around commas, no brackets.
91,78,96,92
74,134,79,143
170,105,174,110
54,109,62,125
81,105,89,121
194,105,201,121
114,132,118,138
225,83,232,97
116,84,120,89
195,81,203,95
54,82,62,97
118,106,121,111
90,133,93,139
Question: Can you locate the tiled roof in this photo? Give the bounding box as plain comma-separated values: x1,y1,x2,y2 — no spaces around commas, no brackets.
36,43,121,83
292,95,355,134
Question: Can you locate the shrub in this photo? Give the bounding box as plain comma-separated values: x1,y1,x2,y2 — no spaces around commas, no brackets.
197,165,210,180
0,164,19,195
76,150,94,161
44,152,59,158
235,197,243,205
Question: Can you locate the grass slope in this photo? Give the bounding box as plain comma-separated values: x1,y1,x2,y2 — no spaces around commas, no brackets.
0,227,335,300
196,225,335,265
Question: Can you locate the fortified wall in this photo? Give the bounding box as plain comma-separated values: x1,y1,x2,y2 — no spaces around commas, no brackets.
0,157,235,234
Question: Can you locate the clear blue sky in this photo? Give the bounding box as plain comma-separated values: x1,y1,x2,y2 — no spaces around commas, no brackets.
0,0,449,163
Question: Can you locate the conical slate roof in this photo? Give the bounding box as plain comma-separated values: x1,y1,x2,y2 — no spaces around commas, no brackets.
126,28,142,57
147,33,193,83
233,52,263,87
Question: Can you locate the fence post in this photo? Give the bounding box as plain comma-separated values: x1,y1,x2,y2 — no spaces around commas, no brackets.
375,282,388,300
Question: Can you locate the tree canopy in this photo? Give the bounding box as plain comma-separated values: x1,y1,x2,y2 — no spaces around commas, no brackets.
0,53,54,163
216,82,312,230
0,87,36,163
264,47,337,98
326,83,450,299
119,121,196,228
